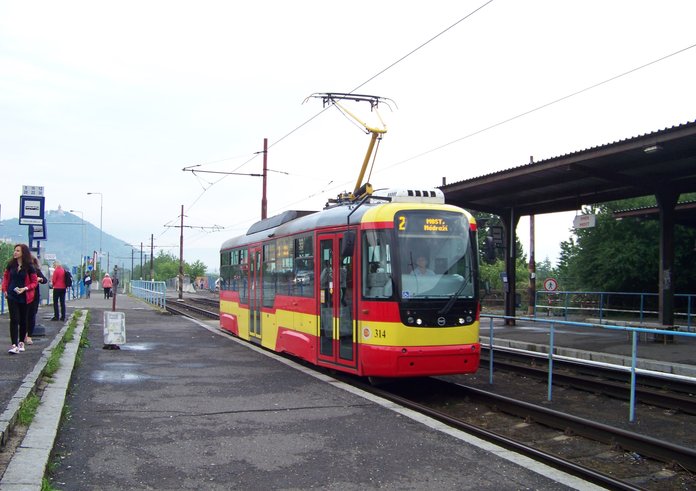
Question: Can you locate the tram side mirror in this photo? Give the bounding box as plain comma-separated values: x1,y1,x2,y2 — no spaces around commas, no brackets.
341,231,356,258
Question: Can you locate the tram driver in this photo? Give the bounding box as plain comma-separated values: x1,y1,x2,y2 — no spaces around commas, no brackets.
412,255,435,276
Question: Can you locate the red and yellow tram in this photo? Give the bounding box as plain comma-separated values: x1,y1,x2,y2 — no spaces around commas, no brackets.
219,187,480,378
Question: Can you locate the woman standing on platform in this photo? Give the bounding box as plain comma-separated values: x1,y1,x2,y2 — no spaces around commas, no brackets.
1,244,38,354
102,273,113,299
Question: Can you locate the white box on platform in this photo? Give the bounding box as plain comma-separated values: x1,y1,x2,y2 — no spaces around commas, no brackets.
103,311,126,345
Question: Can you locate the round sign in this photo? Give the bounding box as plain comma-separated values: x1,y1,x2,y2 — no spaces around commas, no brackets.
543,277,558,291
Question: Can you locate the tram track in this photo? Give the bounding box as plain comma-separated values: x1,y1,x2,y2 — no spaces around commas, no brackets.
168,297,696,489
165,298,220,319
355,377,696,490
342,376,646,491
480,351,696,416
482,347,696,397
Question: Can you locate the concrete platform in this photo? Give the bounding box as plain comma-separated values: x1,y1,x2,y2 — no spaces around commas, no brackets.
0,293,602,490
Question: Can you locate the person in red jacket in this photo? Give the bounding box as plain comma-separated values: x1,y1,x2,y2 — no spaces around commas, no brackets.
102,273,113,299
2,244,38,354
51,261,67,321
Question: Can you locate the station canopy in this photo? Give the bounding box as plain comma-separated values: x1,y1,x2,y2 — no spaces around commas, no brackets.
440,120,696,217
440,119,696,326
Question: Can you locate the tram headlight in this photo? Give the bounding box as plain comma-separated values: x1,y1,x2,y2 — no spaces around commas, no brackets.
458,317,466,325
407,316,415,325
466,315,473,323
416,318,423,326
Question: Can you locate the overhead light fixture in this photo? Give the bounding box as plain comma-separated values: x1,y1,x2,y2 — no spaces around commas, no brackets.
643,144,663,154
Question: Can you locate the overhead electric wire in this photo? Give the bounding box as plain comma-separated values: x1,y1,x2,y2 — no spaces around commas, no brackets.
376,41,696,173
181,2,694,236
263,41,696,216
348,0,494,94
181,0,495,214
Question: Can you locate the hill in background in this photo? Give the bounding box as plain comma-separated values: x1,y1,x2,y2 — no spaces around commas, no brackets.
0,207,142,272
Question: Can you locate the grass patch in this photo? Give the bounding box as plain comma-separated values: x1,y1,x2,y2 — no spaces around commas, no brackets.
43,343,64,378
75,312,90,366
42,310,90,489
18,393,40,426
43,311,82,378
42,476,60,491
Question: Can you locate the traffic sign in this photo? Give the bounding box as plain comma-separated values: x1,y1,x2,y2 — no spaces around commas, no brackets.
543,277,559,291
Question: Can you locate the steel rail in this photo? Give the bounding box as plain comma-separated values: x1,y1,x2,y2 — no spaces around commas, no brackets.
344,377,641,491
166,301,219,319
452,383,696,473
482,346,696,395
482,356,696,415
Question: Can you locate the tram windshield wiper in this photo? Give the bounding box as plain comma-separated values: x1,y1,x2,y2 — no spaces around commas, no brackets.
437,273,471,316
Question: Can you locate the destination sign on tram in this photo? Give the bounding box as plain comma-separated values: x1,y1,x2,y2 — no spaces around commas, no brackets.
396,211,463,235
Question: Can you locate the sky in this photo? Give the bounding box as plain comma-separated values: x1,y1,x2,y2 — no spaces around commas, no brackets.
1,1,695,273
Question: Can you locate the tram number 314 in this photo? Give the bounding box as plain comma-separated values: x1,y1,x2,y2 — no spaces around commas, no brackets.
363,328,388,339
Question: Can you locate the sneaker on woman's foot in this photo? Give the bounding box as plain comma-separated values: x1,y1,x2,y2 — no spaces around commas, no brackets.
18,342,25,352
25,336,33,345
8,345,19,354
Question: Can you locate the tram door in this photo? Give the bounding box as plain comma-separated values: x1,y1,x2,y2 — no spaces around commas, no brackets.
249,246,262,340
318,233,356,368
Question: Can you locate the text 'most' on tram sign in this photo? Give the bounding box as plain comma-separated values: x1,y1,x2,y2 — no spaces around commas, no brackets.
397,212,463,235
423,218,449,232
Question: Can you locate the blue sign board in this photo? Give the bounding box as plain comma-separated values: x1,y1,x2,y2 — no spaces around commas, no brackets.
19,195,45,226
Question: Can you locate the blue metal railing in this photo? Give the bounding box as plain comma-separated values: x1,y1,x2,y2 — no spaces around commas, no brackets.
534,290,695,330
131,280,167,309
1,284,81,314
481,314,696,422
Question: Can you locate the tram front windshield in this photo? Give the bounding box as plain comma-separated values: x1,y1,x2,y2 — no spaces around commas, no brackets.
396,210,474,300
361,209,475,302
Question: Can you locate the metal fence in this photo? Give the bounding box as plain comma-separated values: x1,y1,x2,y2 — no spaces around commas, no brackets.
130,280,167,309
480,313,696,422
534,290,695,331
1,284,84,315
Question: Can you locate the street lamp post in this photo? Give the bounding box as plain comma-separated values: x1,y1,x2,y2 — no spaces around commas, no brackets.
123,243,136,291
86,191,103,253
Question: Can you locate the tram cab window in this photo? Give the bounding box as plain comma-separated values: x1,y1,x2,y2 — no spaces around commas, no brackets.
362,230,393,299
396,210,475,300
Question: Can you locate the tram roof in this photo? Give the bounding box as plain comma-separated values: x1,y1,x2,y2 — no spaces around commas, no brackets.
220,203,367,251
440,120,696,217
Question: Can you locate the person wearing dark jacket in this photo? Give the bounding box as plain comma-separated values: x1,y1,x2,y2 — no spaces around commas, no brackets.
26,256,48,345
1,244,38,354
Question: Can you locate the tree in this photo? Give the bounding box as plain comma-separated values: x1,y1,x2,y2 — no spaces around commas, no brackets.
153,251,179,281
557,197,696,293
0,242,13,268
186,260,207,280
472,212,525,264
130,251,208,282
556,236,581,290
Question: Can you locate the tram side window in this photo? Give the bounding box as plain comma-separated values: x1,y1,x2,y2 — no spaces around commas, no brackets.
238,249,249,303
362,230,393,299
220,251,232,291
293,235,314,297
226,248,249,303
263,242,276,308
276,238,294,296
